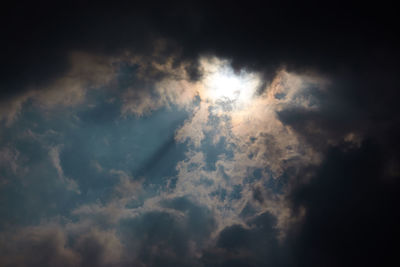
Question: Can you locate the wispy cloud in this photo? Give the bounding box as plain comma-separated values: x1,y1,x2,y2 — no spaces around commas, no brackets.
48,145,80,193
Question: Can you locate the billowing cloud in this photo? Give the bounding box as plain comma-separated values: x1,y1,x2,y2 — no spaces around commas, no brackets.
0,224,80,267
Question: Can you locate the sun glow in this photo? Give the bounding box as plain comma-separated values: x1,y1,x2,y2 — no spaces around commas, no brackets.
201,58,261,105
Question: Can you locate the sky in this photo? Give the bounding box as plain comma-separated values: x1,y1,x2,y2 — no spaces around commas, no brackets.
1,1,399,267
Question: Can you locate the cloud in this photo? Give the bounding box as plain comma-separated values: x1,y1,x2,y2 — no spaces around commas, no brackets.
170,68,325,236
2,1,398,132
0,224,80,267
33,52,116,109
120,55,201,117
285,139,400,266
0,92,34,126
0,145,28,185
119,196,217,267
202,212,283,267
1,2,400,266
71,170,142,226
0,196,217,267
0,52,116,126
48,145,80,193
74,228,123,267
0,222,126,267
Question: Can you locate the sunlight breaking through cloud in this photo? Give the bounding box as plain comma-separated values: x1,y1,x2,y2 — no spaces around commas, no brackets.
200,58,261,106
173,60,325,235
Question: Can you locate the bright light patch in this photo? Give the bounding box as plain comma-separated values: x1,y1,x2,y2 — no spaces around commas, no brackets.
201,58,260,105
208,71,243,100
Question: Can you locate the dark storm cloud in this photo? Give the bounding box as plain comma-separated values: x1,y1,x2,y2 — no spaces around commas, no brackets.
1,1,196,101
2,1,399,140
286,139,400,267
2,1,398,98
2,0,399,159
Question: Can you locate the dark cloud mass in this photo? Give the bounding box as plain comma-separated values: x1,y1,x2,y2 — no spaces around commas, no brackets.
1,1,399,267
